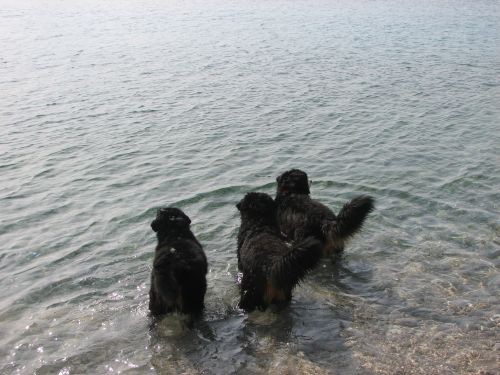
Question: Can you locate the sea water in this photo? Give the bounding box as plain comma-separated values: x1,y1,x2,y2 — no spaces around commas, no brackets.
0,0,499,373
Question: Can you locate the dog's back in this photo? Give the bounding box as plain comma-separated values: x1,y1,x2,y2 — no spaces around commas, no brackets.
149,208,207,316
276,193,336,242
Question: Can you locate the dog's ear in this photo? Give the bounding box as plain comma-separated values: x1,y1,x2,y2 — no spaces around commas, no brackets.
151,219,159,232
236,201,242,211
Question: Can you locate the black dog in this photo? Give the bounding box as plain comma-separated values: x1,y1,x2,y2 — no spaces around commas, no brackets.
236,192,322,311
275,169,375,255
149,207,207,316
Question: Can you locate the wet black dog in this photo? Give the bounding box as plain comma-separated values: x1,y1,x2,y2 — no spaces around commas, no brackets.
149,207,207,316
275,169,375,255
236,192,322,311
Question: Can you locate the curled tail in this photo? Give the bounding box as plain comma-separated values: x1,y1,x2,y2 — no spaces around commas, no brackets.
271,237,323,290
333,195,375,240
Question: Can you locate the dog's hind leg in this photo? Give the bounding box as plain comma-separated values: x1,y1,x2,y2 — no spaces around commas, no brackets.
239,272,265,311
179,274,207,315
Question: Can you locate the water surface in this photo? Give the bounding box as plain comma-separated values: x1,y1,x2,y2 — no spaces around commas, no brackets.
0,0,499,374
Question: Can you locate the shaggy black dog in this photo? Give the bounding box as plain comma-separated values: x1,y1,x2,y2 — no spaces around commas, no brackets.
275,169,375,255
149,207,207,316
236,192,322,311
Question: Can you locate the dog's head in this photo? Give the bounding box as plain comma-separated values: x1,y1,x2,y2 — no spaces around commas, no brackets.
276,169,310,195
236,192,276,217
151,207,192,233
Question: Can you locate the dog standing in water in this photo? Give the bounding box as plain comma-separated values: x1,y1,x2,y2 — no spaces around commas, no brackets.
275,169,375,256
236,192,322,311
149,207,207,316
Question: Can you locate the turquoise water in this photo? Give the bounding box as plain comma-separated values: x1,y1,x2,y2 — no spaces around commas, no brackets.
1,0,499,373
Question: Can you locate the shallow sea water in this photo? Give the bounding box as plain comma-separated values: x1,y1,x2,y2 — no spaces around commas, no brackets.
1,0,499,374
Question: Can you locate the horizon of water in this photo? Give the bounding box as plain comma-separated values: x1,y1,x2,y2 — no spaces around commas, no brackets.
0,0,499,374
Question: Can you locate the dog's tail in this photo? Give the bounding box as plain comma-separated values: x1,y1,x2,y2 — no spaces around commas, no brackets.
271,237,323,290
331,195,375,240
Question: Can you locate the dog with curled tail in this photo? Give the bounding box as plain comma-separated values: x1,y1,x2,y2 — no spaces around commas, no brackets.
149,207,207,316
275,169,375,256
236,192,322,311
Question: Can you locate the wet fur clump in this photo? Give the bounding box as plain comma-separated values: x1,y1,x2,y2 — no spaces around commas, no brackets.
276,169,375,255
149,207,208,316
236,192,322,311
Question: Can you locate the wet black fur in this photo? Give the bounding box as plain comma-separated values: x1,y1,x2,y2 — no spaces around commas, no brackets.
236,192,322,311
275,169,375,254
149,207,207,316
